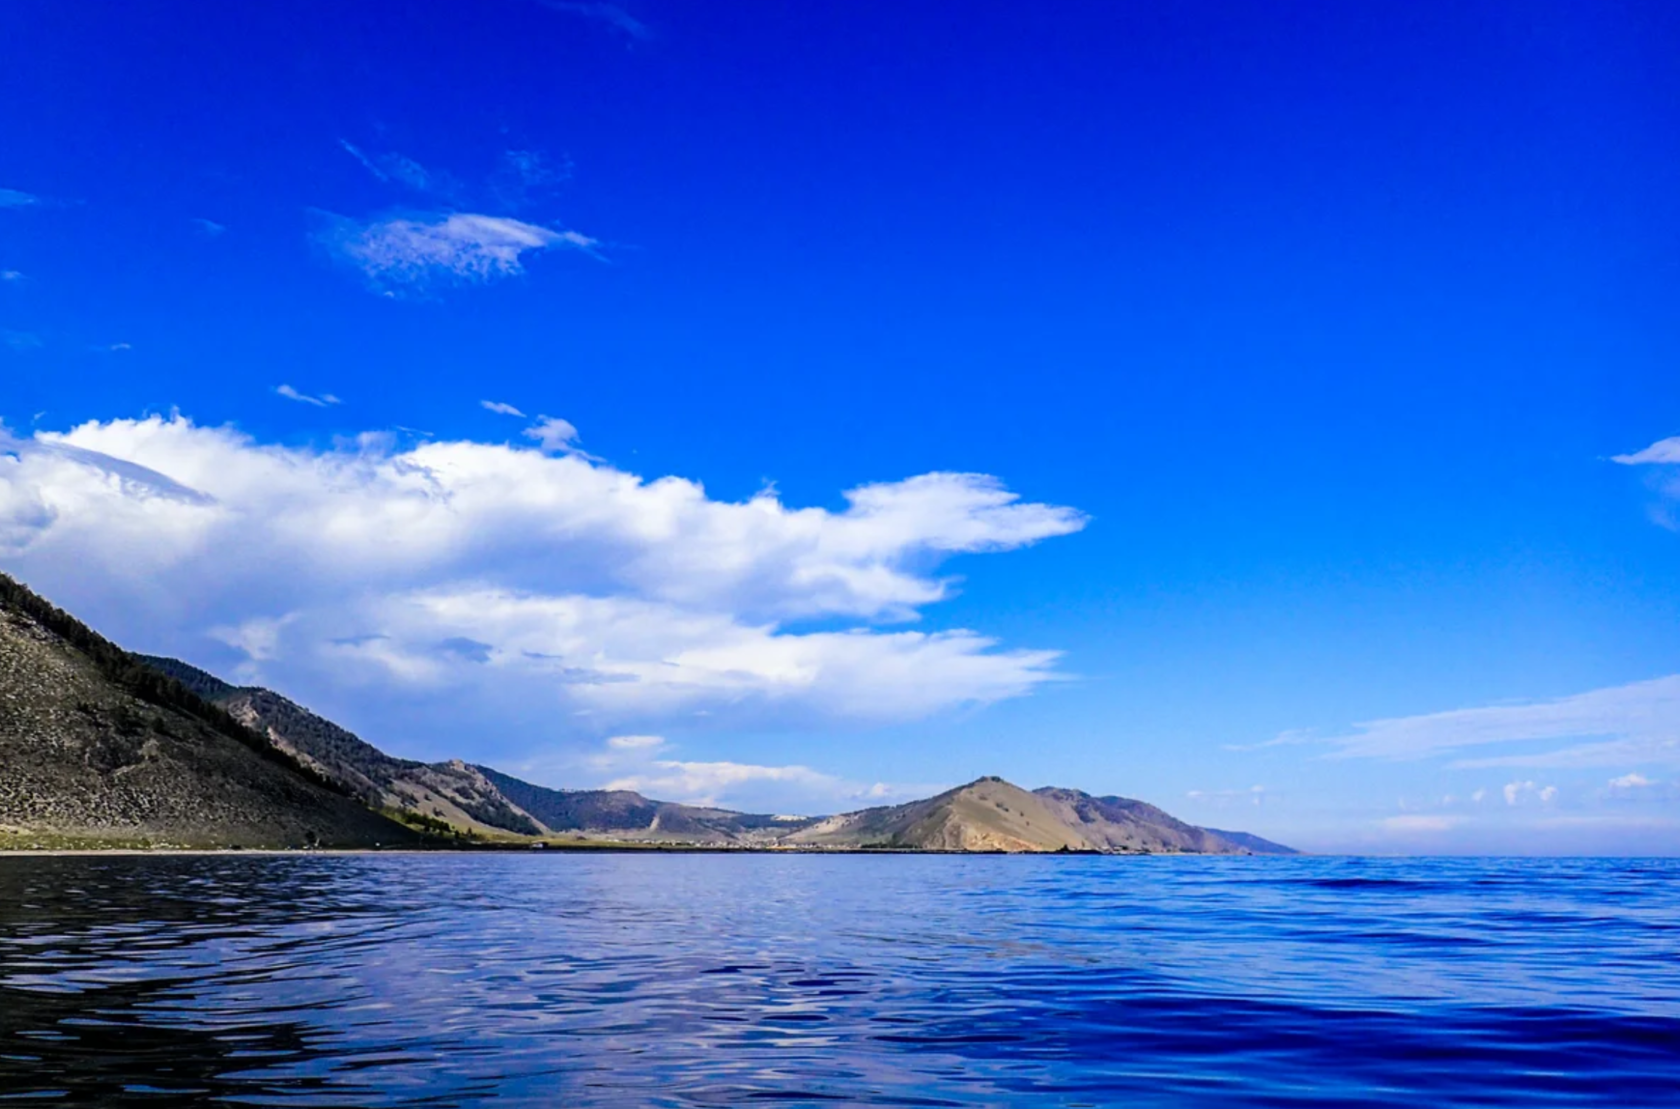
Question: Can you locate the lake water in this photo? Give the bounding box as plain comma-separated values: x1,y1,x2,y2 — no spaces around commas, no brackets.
1,853,1676,1107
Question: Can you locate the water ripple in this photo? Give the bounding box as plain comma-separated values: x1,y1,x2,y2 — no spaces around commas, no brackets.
2,854,1678,1106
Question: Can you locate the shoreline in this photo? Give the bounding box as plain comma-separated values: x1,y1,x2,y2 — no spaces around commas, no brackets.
0,845,1233,858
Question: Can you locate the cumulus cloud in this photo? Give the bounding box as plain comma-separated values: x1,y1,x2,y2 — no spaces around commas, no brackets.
1501,781,1557,806
524,415,583,453
0,414,1085,754
1609,772,1653,790
325,211,597,291
275,384,341,407
481,400,526,417
1320,675,1680,768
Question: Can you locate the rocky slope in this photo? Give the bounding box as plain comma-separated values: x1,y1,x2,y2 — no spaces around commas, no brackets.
786,778,1295,853
139,658,807,844
0,574,417,849
1032,787,1293,853
788,777,1094,851
3,572,1293,855
137,656,545,837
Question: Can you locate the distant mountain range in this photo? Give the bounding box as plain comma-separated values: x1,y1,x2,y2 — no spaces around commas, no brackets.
1,572,1292,854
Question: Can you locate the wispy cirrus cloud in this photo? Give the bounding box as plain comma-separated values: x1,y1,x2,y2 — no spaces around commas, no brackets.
491,150,569,209
1317,675,1680,769
1,270,24,283
324,212,598,291
1381,814,1463,833
1614,432,1680,527
275,384,341,407
539,1,649,39
339,141,447,195
192,218,226,237
481,400,526,417
1186,785,1266,808
0,188,41,209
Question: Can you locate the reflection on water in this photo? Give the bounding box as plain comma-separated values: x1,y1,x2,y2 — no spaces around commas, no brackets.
2,853,1677,1106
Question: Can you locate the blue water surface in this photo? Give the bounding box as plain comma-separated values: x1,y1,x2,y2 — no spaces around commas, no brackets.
1,853,1676,1107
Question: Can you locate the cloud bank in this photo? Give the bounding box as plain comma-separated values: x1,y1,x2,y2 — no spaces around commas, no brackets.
0,414,1085,757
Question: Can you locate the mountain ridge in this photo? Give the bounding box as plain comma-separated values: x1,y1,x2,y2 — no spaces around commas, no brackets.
0,573,419,849
3,572,1293,854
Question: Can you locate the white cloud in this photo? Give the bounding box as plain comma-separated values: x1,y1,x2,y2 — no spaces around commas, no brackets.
1613,436,1680,466
607,734,665,750
1471,788,1486,803
524,416,581,453
1502,780,1557,806
1185,785,1265,808
1,270,23,282
519,734,934,810
1320,675,1680,768
481,400,526,417
1608,772,1653,790
193,218,226,237
1382,814,1462,833
0,188,40,209
604,759,839,808
0,413,1085,751
276,385,341,407
325,212,597,290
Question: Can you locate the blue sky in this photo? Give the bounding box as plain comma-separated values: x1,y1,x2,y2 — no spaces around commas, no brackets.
4,0,1680,852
